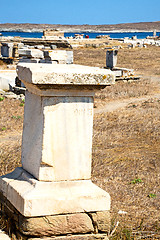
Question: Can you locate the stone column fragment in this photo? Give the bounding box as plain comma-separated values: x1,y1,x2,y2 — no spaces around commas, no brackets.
106,49,118,69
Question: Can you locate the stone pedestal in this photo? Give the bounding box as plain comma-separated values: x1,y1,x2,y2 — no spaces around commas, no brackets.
106,49,118,69
1,43,13,58
0,63,115,239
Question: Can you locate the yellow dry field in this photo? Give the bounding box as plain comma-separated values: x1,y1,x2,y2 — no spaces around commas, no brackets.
0,42,160,239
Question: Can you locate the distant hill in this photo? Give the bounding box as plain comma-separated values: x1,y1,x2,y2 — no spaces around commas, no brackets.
0,21,160,32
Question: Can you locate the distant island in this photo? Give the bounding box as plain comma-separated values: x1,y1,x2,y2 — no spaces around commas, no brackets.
0,21,160,32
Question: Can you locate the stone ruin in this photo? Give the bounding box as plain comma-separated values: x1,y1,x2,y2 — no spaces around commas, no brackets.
123,37,160,47
0,41,74,91
106,48,118,69
0,63,115,239
18,49,73,64
0,42,21,64
106,48,137,80
17,48,73,88
0,42,73,64
1,42,14,58
42,29,64,40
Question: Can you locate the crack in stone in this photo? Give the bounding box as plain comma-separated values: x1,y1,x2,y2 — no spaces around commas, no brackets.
85,212,98,234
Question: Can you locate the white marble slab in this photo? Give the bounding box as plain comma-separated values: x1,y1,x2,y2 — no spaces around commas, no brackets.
17,63,115,85
0,168,110,217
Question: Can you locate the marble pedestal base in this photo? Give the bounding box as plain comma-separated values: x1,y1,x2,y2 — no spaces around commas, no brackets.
0,169,110,239
0,168,110,217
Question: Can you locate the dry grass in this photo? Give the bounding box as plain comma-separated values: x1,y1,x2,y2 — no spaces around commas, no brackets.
94,78,160,109
74,44,160,76
0,44,160,239
0,60,8,69
74,45,160,109
117,46,160,76
0,98,23,175
92,98,160,236
74,47,106,68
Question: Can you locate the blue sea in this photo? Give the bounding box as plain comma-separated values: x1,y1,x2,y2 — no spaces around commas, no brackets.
0,31,160,39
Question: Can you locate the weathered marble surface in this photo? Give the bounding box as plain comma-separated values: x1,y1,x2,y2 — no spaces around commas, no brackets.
21,91,93,181
43,50,73,64
16,64,114,182
0,168,110,217
18,49,43,59
17,63,115,85
0,70,16,90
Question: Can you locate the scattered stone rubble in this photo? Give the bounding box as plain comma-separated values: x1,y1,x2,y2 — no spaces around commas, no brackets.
123,37,160,48
0,43,74,89
0,41,140,93
0,42,73,64
0,89,25,100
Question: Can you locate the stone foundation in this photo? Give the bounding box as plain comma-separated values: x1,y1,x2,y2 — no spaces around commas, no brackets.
0,192,110,240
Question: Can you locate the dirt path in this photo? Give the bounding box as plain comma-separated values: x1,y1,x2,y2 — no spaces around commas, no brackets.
1,94,160,144
94,93,160,114
94,75,160,114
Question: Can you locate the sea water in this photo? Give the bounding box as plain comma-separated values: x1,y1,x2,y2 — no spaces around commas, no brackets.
0,31,160,39
65,31,160,39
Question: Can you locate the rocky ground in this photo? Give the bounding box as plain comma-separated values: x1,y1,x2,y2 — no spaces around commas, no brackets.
0,42,160,239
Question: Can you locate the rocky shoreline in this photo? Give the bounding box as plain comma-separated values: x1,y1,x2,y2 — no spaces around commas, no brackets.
0,21,160,33
0,28,159,33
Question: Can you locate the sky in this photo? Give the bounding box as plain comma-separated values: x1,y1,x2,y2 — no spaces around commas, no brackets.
0,0,160,25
